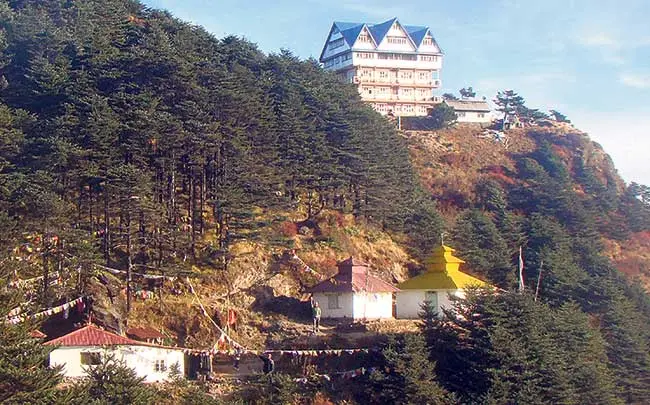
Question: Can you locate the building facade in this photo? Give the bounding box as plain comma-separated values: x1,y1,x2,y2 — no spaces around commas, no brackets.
307,257,399,320
444,99,493,124
320,18,443,116
45,324,185,383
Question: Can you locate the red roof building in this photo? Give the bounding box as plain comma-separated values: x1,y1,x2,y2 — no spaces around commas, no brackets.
45,324,187,383
127,327,166,344
308,257,399,320
44,324,139,347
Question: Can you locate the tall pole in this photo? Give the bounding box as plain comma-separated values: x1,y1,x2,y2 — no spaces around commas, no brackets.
534,260,543,302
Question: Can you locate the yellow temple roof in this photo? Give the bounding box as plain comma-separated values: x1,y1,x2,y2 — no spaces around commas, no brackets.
398,268,487,290
399,244,488,290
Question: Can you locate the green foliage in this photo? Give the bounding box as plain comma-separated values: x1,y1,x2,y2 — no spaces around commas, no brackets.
0,308,65,404
452,209,513,286
459,86,476,98
69,353,158,405
494,90,526,117
426,103,457,129
368,334,454,405
424,288,623,404
549,109,571,123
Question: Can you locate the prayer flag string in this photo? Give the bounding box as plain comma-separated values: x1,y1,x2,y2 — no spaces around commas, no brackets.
4,296,85,324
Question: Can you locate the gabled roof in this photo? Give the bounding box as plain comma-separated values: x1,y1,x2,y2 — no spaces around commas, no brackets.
308,257,399,293
127,327,165,341
321,18,441,62
336,23,365,47
45,324,139,347
445,100,491,112
368,17,397,45
308,271,400,293
404,25,429,46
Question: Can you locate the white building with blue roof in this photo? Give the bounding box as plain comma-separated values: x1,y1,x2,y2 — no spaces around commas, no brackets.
319,18,443,116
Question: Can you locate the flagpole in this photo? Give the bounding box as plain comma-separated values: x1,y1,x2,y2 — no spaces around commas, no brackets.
534,260,543,302
518,246,525,293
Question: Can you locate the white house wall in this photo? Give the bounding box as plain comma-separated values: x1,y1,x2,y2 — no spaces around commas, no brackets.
312,292,354,319
456,111,493,124
49,345,185,383
396,289,460,319
352,292,393,320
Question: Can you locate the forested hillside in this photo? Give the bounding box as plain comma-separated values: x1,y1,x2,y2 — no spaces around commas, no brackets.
1,0,650,404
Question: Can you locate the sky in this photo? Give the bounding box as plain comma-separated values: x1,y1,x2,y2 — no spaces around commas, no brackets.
142,0,650,185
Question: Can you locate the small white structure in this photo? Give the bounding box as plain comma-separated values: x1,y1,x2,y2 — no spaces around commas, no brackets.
444,99,492,124
396,245,488,319
308,257,399,320
45,324,185,382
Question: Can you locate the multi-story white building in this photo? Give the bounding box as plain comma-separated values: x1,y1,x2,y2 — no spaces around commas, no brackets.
319,18,443,116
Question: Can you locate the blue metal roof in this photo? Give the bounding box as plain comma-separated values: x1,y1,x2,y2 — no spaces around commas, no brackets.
404,25,429,47
341,25,365,47
320,19,439,62
368,17,397,45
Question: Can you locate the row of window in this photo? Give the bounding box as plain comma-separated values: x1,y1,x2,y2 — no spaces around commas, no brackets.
356,69,440,82
377,53,417,61
373,103,429,114
80,352,168,372
349,53,439,63
329,38,345,50
361,86,432,97
386,36,408,45
457,112,487,118
323,53,353,68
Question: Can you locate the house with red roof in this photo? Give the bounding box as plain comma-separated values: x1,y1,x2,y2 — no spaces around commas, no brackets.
45,324,185,382
307,257,399,320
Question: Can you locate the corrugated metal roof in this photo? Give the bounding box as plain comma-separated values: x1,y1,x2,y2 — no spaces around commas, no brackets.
127,327,165,341
308,272,400,293
445,100,491,112
308,258,399,293
44,325,138,346
404,25,428,46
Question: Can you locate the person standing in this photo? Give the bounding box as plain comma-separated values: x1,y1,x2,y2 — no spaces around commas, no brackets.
312,301,321,334
259,353,275,383
233,346,243,370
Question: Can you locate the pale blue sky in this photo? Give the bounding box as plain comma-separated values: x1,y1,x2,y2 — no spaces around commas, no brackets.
143,0,650,185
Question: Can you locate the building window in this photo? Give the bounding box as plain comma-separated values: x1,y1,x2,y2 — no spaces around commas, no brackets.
425,291,438,313
422,37,433,46
387,36,408,45
378,71,388,80
154,359,167,372
400,71,413,80
432,70,440,80
80,352,101,366
377,53,417,61
330,38,345,50
457,112,466,117
358,34,371,43
327,294,341,309
403,104,414,113
478,113,485,118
